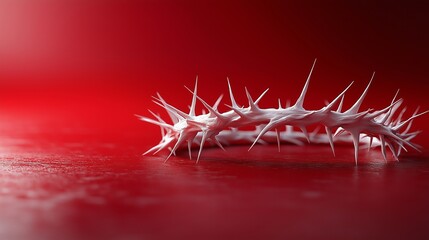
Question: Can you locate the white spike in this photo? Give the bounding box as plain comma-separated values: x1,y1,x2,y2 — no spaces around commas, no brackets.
337,95,345,112
300,126,311,143
147,110,166,137
245,87,259,111
275,128,281,152
143,145,161,156
310,126,321,139
227,78,238,108
249,119,281,151
228,105,247,119
185,86,224,119
255,88,269,105
394,110,429,131
188,140,192,160
152,95,189,120
213,94,224,110
403,120,413,134
334,127,345,137
346,72,375,114
154,93,183,123
295,58,317,109
393,107,407,125
368,137,373,152
379,135,387,162
213,137,226,151
196,132,208,163
386,141,398,161
350,131,360,165
325,127,335,156
189,76,198,116
382,89,401,124
325,82,354,111
165,132,187,162
136,115,174,131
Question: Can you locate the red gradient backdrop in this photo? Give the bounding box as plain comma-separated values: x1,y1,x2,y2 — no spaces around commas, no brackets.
0,1,429,240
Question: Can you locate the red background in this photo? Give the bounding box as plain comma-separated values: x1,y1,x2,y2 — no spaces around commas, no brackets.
0,1,428,240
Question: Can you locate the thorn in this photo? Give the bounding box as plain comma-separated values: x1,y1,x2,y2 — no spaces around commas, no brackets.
152,95,189,120
300,126,310,143
245,87,259,111
248,138,258,151
387,89,401,120
213,94,224,110
188,140,192,160
403,120,413,134
397,142,403,156
189,76,198,116
325,82,354,111
185,86,225,119
143,145,161,156
255,88,269,105
275,128,281,152
135,114,175,131
153,93,185,123
226,104,247,119
165,132,187,162
196,132,208,163
278,98,282,109
346,72,375,114
394,110,429,131
393,107,407,126
295,58,317,109
368,137,373,152
370,99,403,120
380,135,387,163
167,147,175,156
325,126,335,156
213,137,226,151
386,141,399,161
249,119,281,151
310,126,321,139
337,95,345,112
389,132,420,152
147,110,166,137
334,127,345,137
351,131,360,165
152,142,169,155
147,110,166,123
227,78,238,108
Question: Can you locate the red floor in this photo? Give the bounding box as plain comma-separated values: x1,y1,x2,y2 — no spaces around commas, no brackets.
1,102,429,240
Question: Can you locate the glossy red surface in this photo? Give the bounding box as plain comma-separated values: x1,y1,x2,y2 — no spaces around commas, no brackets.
1,1,429,240
1,111,429,240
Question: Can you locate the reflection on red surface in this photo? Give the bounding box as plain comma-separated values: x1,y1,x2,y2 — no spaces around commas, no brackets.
1,95,429,239
1,125,429,240
0,1,429,239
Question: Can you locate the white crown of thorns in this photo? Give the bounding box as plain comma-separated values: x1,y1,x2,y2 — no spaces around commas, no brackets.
137,60,427,164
